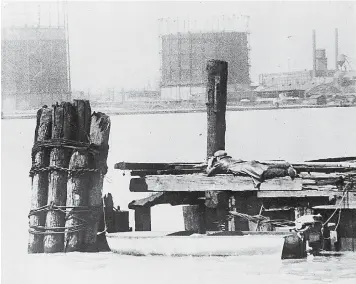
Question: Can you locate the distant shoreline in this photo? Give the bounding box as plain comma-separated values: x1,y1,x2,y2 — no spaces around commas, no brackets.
2,104,356,119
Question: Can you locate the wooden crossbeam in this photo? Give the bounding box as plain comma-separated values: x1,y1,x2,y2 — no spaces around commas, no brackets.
128,192,203,209
129,174,301,192
115,160,356,176
257,190,346,198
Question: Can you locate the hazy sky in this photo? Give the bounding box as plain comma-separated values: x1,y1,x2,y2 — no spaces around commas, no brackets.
2,1,356,92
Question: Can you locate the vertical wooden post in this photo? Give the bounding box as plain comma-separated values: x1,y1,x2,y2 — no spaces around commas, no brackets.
228,195,236,231
205,59,229,231
44,102,76,253
83,112,111,251
182,204,206,234
64,100,91,252
28,106,52,253
206,59,228,158
135,208,151,231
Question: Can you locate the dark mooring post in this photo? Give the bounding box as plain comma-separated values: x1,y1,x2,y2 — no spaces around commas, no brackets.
205,59,229,231
28,106,52,253
44,102,77,253
65,100,91,252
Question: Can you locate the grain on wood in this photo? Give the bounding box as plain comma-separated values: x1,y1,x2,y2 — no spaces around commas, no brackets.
83,112,110,251
130,174,302,192
65,100,92,252
44,102,76,253
28,106,52,253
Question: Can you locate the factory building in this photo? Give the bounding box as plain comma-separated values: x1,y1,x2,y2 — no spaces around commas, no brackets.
256,29,341,98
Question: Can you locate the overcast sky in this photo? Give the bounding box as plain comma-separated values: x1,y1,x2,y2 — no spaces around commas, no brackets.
2,1,356,92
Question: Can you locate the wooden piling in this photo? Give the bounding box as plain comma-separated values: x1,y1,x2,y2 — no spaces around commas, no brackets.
205,59,229,231
206,59,228,158
64,98,92,252
134,207,151,231
44,102,77,253
28,106,52,253
83,112,111,251
183,205,206,234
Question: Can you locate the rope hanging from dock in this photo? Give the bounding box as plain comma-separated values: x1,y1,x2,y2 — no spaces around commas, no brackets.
229,210,295,227
322,187,351,227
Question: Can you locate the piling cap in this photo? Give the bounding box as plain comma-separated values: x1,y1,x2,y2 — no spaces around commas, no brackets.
214,150,228,157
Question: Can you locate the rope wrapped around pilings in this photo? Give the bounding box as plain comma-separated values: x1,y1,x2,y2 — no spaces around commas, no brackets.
29,138,109,177
28,202,102,235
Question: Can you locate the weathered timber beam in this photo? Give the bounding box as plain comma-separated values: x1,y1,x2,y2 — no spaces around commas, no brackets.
128,192,203,209
257,190,346,198
129,174,301,192
299,172,356,179
116,161,356,176
130,169,202,176
313,203,356,210
307,157,356,162
115,162,204,171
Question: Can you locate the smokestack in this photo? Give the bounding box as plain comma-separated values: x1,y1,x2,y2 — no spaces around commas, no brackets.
312,29,316,77
335,28,339,70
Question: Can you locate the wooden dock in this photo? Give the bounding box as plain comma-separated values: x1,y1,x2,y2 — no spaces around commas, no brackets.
114,60,356,252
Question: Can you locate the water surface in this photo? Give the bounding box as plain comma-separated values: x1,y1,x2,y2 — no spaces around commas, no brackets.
2,107,356,283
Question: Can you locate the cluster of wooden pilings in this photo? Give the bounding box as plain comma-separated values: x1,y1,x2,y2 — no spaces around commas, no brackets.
28,100,110,253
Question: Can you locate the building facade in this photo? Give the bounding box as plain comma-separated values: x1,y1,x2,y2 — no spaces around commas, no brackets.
1,27,70,110
259,71,313,87
160,31,250,101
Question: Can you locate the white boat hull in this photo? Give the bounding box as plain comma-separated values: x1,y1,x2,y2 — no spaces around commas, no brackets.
106,232,286,257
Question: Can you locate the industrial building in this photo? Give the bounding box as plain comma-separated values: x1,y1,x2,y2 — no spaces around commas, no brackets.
256,29,341,98
1,26,71,111
159,16,251,101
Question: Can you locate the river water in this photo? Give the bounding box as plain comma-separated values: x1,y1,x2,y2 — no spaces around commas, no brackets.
2,107,356,283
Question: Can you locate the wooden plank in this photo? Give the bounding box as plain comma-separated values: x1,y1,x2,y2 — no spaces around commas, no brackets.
116,161,356,176
258,190,345,198
307,157,356,162
115,162,202,170
299,172,356,179
129,174,301,192
313,203,356,210
128,192,203,209
130,169,202,176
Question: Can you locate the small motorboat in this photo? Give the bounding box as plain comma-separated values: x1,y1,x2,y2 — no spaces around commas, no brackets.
106,214,333,259
106,230,288,257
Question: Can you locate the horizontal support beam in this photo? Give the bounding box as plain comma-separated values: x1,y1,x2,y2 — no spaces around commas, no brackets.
129,174,301,192
313,203,356,210
128,192,203,209
115,162,202,171
117,160,356,176
257,190,345,198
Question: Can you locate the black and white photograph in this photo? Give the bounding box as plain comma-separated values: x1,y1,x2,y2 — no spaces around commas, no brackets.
1,0,356,283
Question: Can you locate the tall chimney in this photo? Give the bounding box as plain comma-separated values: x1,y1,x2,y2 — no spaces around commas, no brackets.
335,28,339,70
312,29,316,77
